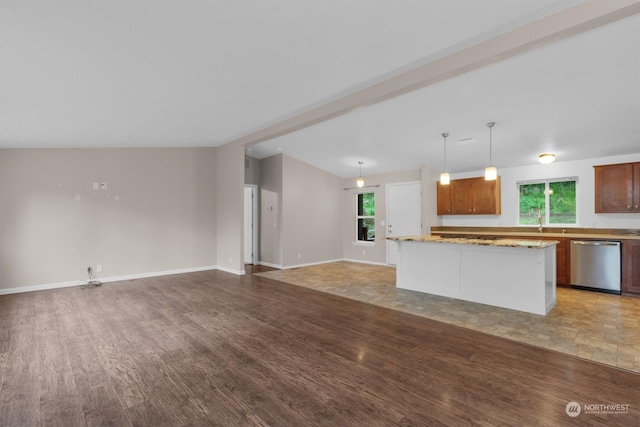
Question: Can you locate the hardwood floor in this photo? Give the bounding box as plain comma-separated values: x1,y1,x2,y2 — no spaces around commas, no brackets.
1,270,638,426
256,261,640,372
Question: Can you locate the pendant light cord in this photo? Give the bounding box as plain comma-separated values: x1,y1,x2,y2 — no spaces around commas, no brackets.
442,133,449,172
487,122,495,166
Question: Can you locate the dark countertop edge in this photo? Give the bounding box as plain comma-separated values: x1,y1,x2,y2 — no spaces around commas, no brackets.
431,227,640,240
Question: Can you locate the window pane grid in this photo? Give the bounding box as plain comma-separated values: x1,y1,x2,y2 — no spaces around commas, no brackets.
356,192,375,242
549,180,576,224
518,179,577,226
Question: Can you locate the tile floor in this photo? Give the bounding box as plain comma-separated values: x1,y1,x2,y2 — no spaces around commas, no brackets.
255,261,640,373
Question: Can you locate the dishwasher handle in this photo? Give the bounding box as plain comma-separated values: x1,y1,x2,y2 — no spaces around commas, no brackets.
571,241,620,247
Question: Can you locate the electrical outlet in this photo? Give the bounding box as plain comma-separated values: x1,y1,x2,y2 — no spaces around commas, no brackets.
96,265,103,273
93,182,99,190
297,253,301,259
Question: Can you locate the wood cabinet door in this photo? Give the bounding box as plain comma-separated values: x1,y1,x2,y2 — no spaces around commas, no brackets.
437,176,501,215
633,163,640,212
436,181,452,215
554,239,567,285
595,163,633,212
473,177,501,214
451,179,474,214
622,240,640,295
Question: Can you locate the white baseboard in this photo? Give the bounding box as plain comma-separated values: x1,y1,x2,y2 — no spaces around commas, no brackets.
216,265,246,276
343,258,392,267
260,258,394,270
0,260,391,296
0,280,82,296
282,258,344,270
259,261,283,269
98,265,220,283
0,265,218,296
261,258,391,270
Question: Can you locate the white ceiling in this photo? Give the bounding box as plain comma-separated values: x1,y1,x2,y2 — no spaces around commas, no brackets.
1,1,638,177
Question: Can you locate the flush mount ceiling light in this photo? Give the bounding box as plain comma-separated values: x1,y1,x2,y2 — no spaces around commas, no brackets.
356,161,365,188
484,121,497,181
440,132,450,185
538,153,556,164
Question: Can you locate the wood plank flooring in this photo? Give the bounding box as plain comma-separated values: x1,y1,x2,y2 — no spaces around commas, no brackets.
256,261,640,371
1,269,639,426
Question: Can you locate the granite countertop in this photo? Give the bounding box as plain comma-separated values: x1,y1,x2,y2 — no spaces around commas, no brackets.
434,231,640,240
387,235,559,249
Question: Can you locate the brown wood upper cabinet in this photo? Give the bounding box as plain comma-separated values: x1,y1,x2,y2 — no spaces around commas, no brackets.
437,176,501,215
594,162,640,213
436,181,453,214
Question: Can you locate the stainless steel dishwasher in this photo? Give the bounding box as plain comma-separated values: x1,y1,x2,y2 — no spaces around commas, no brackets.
570,240,621,294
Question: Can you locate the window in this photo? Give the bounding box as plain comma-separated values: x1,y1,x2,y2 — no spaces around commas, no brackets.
356,192,375,242
518,178,577,226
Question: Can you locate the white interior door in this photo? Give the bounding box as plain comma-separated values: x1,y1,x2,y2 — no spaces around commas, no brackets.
243,186,254,264
386,182,422,265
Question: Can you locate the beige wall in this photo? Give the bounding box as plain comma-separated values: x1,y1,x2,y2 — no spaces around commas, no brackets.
341,169,421,265
259,154,343,268
421,163,442,232
281,155,342,266
0,148,217,290
216,143,245,274
259,154,283,267
259,158,432,267
244,154,261,186
16,142,626,291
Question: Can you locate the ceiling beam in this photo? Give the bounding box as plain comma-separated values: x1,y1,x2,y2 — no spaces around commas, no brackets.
227,0,640,149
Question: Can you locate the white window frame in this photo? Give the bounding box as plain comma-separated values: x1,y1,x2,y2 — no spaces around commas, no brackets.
355,191,375,245
517,177,578,227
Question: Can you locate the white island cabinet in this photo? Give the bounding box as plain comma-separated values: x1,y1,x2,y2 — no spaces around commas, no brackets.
387,235,559,315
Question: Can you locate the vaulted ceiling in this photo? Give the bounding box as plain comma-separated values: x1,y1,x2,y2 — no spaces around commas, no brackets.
1,0,638,177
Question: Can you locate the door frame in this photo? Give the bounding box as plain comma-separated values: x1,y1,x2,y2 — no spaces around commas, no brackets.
244,185,259,265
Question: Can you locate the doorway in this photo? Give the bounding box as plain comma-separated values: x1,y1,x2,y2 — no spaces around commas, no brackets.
386,181,422,265
244,185,259,265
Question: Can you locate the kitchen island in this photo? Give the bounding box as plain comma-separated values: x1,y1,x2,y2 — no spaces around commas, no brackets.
387,235,559,315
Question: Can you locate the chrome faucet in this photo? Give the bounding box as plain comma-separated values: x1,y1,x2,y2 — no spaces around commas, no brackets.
537,207,543,233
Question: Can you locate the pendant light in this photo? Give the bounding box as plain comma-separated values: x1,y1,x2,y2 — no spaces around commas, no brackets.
485,121,497,181
440,132,450,185
356,161,365,188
